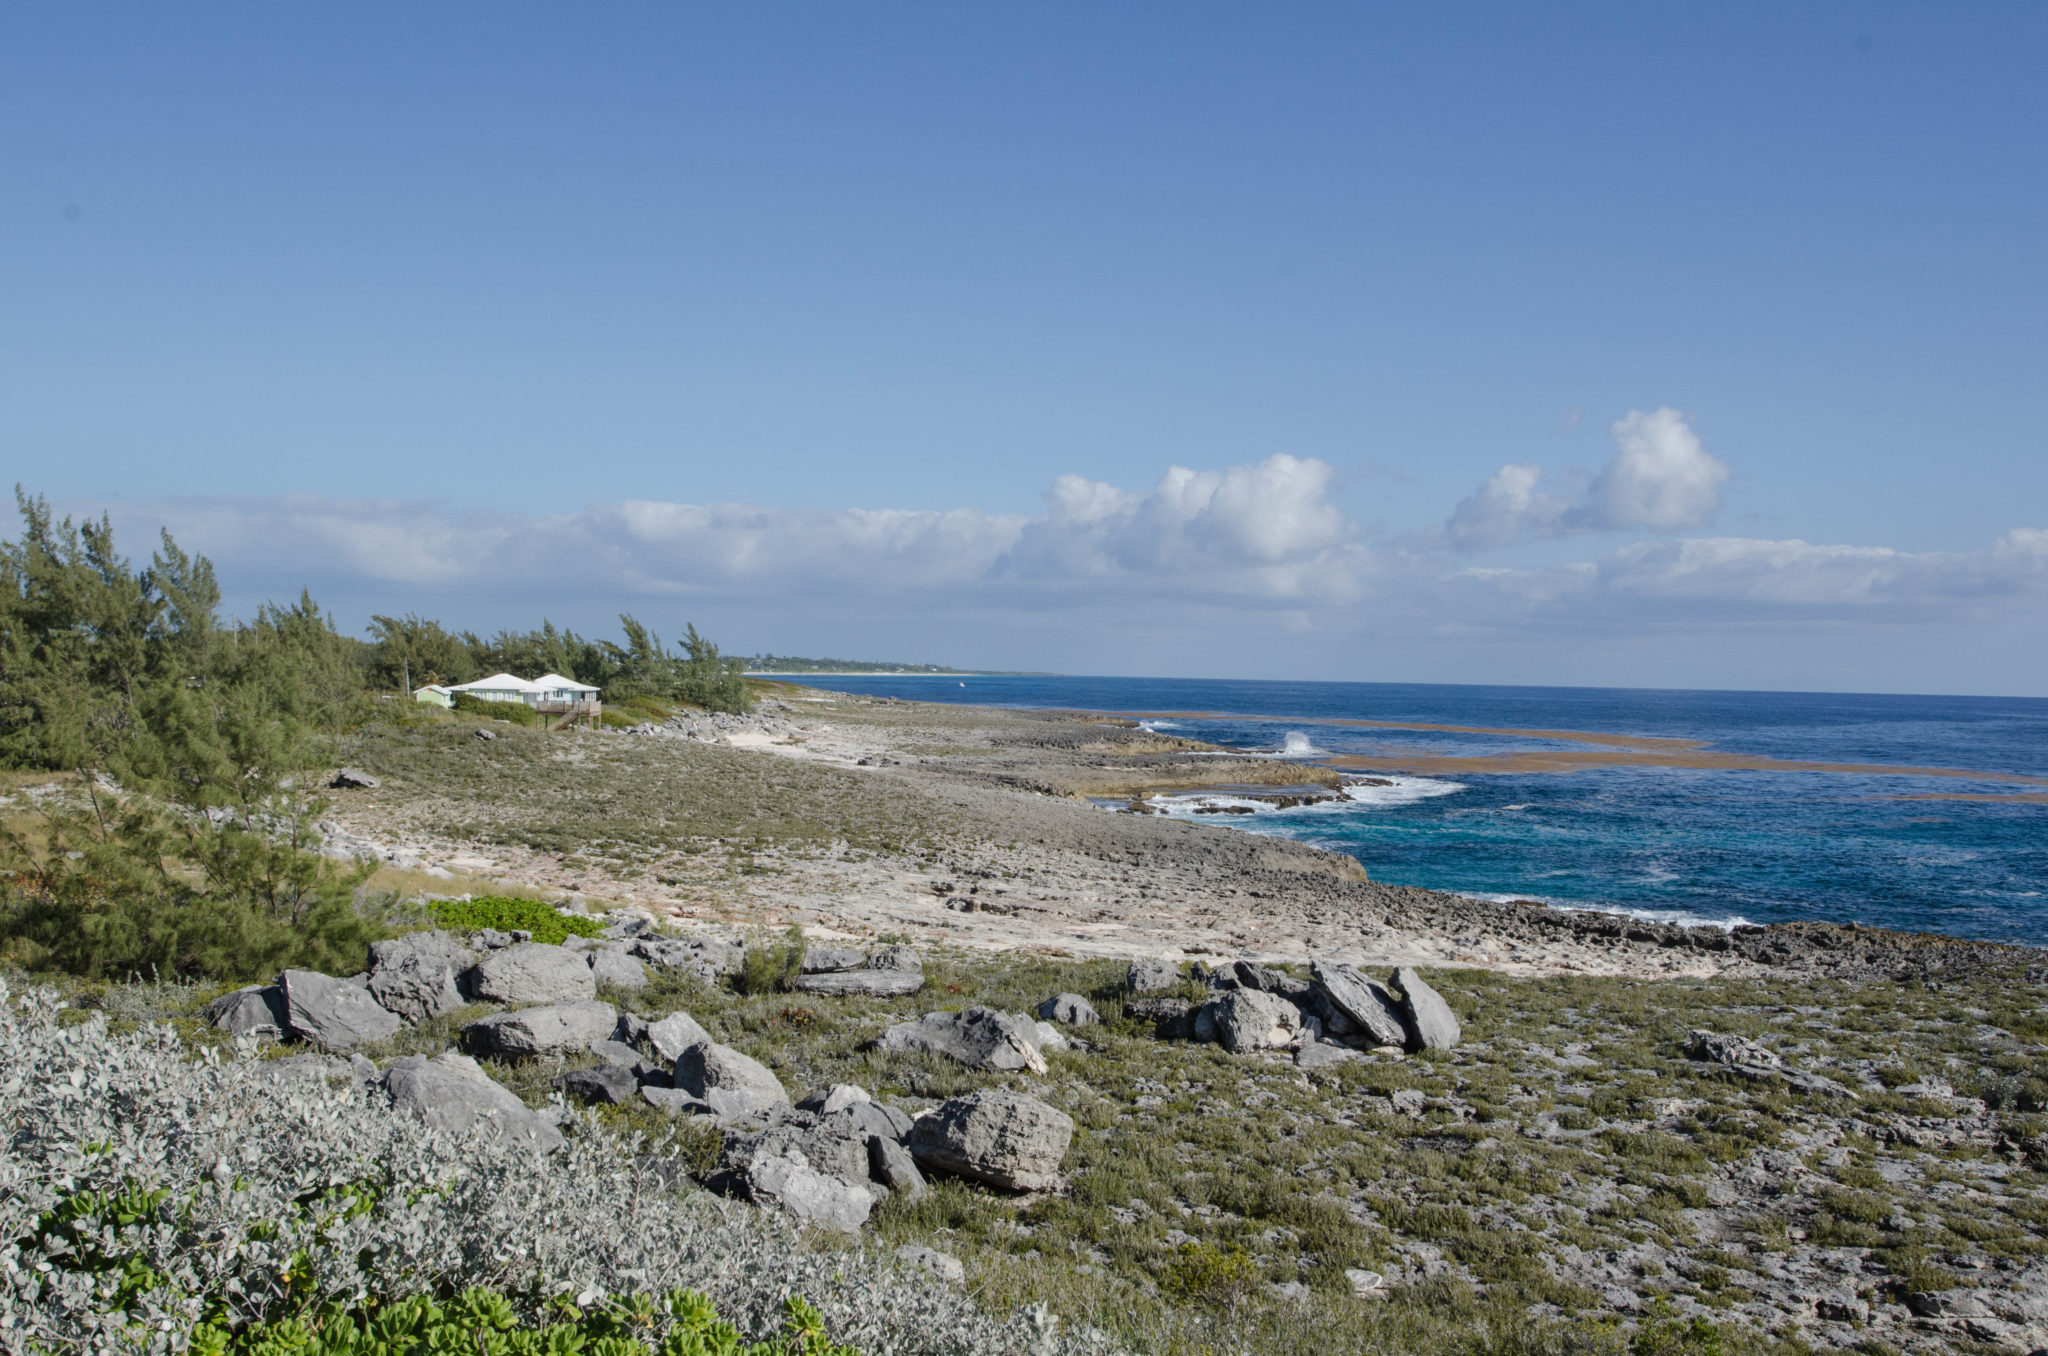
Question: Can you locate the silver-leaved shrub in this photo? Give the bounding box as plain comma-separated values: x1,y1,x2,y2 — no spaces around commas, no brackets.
0,983,1112,1356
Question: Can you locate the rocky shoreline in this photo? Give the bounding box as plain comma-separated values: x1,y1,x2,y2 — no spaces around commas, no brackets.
14,688,2045,1356
320,688,2036,986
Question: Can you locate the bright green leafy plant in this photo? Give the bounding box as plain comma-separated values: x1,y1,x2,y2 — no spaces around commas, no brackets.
426,895,604,945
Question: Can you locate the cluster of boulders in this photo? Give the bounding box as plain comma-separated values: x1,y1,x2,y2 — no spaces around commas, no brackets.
534,999,1076,1233
205,922,1463,1241
1122,957,1462,1065
206,915,1077,1239
203,915,744,1049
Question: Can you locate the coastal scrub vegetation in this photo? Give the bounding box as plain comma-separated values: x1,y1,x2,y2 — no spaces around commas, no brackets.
0,488,747,981
47,934,2048,1356
3,981,1069,1356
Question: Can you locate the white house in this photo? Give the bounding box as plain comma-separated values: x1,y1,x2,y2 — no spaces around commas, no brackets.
531,673,602,705
447,673,541,705
445,672,602,709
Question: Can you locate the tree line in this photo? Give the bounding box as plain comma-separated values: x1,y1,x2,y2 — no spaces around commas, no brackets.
0,488,747,979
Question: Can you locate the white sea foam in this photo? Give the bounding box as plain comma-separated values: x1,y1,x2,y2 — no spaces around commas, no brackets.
1138,719,1182,732
1459,890,1754,932
1276,730,1326,757
1340,774,1465,808
1145,773,1464,819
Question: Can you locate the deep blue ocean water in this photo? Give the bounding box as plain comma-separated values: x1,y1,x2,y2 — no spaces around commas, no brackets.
775,675,2048,946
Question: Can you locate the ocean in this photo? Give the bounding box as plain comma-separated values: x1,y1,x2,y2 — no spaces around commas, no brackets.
772,675,2048,946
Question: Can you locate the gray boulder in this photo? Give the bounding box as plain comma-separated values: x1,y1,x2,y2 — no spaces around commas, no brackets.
674,1041,789,1108
466,942,597,1005
800,946,868,973
1230,960,1311,1000
793,944,924,995
874,1007,1048,1074
907,1088,1073,1192
1125,996,1196,1039
367,953,466,1025
1391,966,1461,1050
716,1140,871,1233
824,1099,912,1145
718,1112,873,1189
643,1010,715,1063
1210,987,1303,1053
555,1064,641,1105
587,947,649,991
1311,961,1408,1047
1686,1029,1781,1070
869,1135,926,1197
700,1087,779,1120
382,1051,563,1152
799,1091,912,1140
331,768,379,789
206,985,287,1037
465,1000,618,1057
797,1083,871,1115
1295,1041,1362,1070
281,969,402,1050
369,929,475,973
793,968,925,997
641,1086,713,1117
588,1038,644,1067
631,936,740,983
1037,993,1099,1026
1126,959,1180,993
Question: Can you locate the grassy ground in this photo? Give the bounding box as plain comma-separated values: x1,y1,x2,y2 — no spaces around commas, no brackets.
340,709,962,869
39,944,2048,1356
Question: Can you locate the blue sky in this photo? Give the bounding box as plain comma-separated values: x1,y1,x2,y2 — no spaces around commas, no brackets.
5,4,2045,693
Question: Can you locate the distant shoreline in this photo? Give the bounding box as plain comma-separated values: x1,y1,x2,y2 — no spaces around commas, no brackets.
746,670,1055,678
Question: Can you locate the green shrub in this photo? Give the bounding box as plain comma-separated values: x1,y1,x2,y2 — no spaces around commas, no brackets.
190,1287,859,1356
734,926,804,996
426,895,602,945
601,706,647,728
453,692,539,726
0,792,384,982
1159,1240,1261,1308
0,881,387,982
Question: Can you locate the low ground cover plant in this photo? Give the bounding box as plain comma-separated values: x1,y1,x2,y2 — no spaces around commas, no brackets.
0,980,1106,1356
424,894,603,945
192,1288,858,1356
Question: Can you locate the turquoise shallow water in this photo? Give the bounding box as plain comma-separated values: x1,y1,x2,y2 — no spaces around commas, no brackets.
778,675,2048,946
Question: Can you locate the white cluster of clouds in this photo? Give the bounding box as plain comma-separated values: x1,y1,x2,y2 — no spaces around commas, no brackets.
92,414,2048,653
1436,528,2048,629
1442,407,1731,550
113,453,1369,610
998,455,1362,601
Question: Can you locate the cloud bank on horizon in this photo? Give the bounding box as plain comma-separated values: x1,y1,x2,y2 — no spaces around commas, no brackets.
82,408,2048,671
